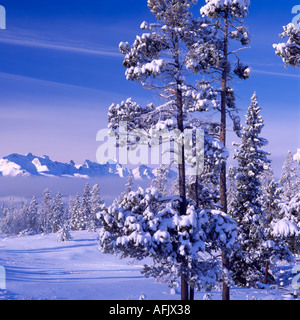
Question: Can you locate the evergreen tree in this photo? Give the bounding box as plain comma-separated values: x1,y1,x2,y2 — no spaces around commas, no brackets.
18,201,29,234
280,150,299,201
124,174,133,194
112,0,224,299
273,23,300,68
0,197,12,234
70,194,85,231
272,196,300,256
1,199,29,235
229,93,291,285
90,184,106,229
99,186,238,294
52,192,65,233
230,92,269,224
227,165,237,211
151,165,170,197
28,196,39,233
39,189,53,234
81,183,91,231
4,200,26,235
187,132,225,211
57,223,72,242
260,163,282,222
263,179,283,222
197,0,251,300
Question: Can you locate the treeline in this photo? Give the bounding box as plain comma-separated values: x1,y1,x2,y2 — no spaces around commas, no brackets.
0,184,105,241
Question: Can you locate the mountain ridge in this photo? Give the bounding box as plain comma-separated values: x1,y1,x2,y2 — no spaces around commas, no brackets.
0,153,176,180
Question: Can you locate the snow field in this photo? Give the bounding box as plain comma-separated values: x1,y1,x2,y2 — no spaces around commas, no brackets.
0,231,298,300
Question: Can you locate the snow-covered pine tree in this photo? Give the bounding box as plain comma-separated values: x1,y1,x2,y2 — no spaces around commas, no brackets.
99,186,238,294
187,132,225,211
11,200,28,235
52,192,65,233
113,0,223,300
28,196,39,233
259,164,295,282
271,201,299,256
230,93,269,285
0,199,31,235
259,163,281,222
280,150,299,201
0,198,12,234
273,23,300,68
90,184,106,231
0,201,4,216
57,222,72,242
273,193,300,256
260,163,275,194
196,0,251,299
19,201,29,233
229,93,291,285
0,202,5,232
294,150,300,194
116,174,135,206
227,165,237,212
70,193,85,231
6,197,15,234
151,164,170,197
262,179,283,223
124,174,133,194
81,183,92,231
276,150,300,254
39,189,53,234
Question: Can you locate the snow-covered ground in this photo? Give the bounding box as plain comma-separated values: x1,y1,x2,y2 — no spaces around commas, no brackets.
0,231,298,300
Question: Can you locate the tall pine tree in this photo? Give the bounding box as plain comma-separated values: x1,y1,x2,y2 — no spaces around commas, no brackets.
106,0,235,300
114,0,222,300
197,0,251,300
229,93,287,286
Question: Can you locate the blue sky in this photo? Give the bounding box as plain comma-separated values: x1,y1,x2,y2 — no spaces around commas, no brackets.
0,0,299,177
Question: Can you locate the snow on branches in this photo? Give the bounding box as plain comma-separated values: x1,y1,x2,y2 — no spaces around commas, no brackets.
99,186,238,290
273,23,300,68
200,0,250,18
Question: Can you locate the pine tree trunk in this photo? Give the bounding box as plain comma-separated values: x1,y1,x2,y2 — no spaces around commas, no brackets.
190,285,194,301
177,85,189,300
173,31,189,301
220,10,230,301
189,175,199,301
264,261,269,285
181,275,189,301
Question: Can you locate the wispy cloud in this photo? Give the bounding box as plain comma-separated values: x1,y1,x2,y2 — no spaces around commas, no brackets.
251,68,300,79
0,71,106,93
0,30,122,58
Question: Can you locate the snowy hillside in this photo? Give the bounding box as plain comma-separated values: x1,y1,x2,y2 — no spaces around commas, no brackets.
0,153,176,180
0,231,298,300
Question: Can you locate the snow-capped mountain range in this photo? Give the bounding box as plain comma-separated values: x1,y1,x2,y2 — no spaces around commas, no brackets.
0,153,176,180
